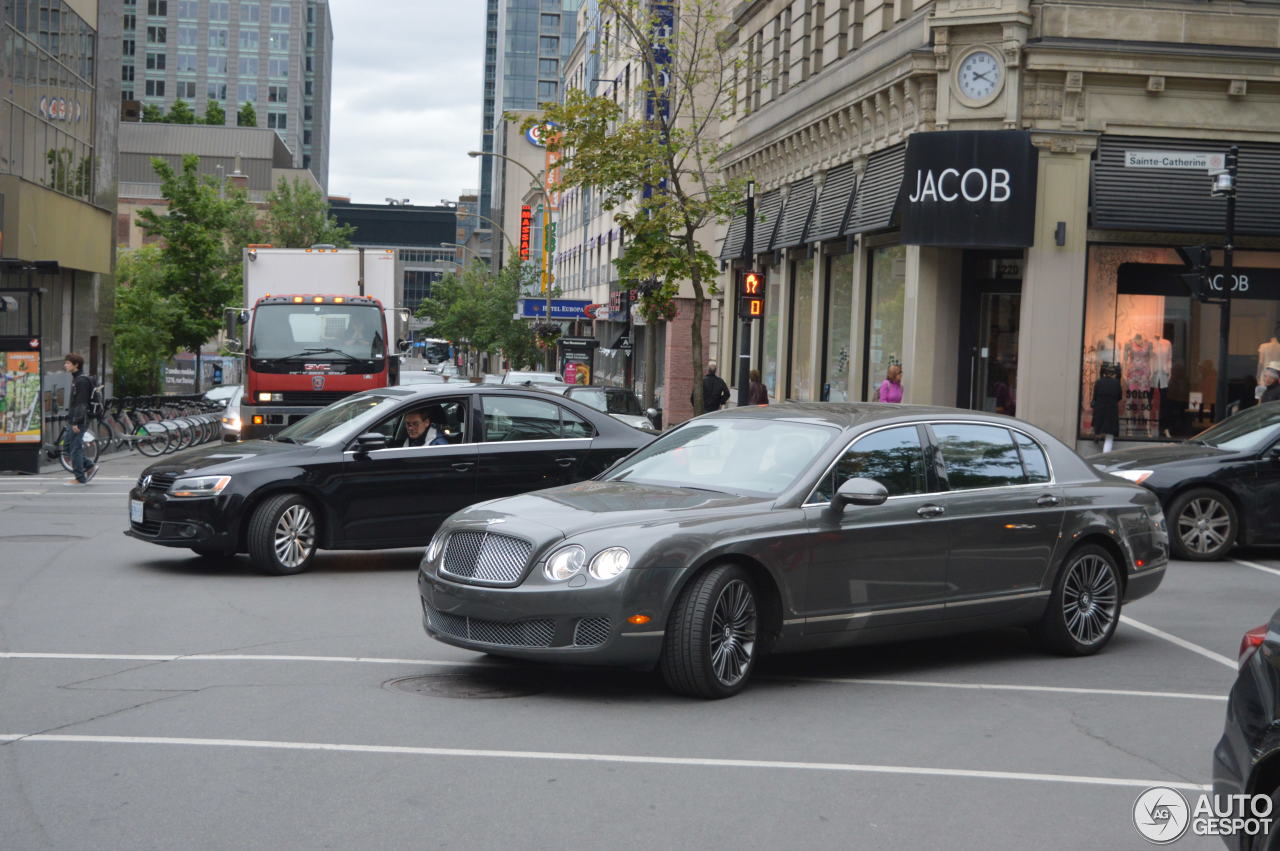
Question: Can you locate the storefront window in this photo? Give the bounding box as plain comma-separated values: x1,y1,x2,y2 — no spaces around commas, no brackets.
1080,245,1280,441
866,246,906,400
761,259,782,399
823,254,855,401
789,258,815,400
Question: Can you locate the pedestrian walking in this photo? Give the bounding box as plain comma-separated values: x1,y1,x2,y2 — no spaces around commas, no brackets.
691,361,731,414
63,352,97,485
1261,362,1280,404
747,369,769,405
1091,363,1122,453
877,364,903,403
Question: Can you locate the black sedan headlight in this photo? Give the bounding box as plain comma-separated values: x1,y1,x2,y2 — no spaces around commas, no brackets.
168,475,232,498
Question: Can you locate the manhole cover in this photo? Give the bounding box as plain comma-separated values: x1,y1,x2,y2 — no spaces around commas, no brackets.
385,671,545,700
0,535,88,543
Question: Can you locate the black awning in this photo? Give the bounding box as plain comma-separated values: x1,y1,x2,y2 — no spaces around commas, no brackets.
809,163,856,243
718,208,747,260
1093,136,1280,236
845,144,906,235
756,188,784,252
773,177,816,249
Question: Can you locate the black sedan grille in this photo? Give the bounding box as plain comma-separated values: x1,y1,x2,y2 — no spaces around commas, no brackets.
572,617,611,647
131,519,162,536
425,606,555,647
138,472,176,495
441,531,531,586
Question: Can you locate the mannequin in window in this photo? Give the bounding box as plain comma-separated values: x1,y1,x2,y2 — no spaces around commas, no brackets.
1092,363,1122,453
1124,333,1154,436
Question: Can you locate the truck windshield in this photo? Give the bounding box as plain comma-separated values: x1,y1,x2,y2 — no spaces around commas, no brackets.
250,304,384,360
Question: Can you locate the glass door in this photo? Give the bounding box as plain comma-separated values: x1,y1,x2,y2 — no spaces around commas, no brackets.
971,291,1021,415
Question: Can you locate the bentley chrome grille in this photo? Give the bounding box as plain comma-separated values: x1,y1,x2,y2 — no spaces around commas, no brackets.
440,531,532,585
424,606,555,647
572,617,611,647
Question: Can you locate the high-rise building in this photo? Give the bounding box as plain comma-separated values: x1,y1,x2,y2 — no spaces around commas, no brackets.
478,0,579,227
120,0,333,191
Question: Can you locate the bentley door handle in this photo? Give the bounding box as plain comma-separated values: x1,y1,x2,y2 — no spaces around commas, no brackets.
1036,494,1060,507
917,504,946,518
451,462,474,472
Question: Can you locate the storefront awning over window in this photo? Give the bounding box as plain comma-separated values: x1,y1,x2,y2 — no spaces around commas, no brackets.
809,163,856,244
756,188,785,252
845,144,906,236
774,176,816,250
718,207,747,260
1093,136,1280,236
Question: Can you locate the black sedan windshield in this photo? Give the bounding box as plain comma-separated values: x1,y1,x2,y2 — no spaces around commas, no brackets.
1190,402,1280,451
603,417,838,496
274,391,405,445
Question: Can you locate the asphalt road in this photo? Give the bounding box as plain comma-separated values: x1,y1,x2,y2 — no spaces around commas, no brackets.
0,445,1266,849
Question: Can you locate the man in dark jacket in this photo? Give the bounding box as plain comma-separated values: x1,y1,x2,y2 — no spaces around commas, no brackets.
691,362,731,414
1262,362,1280,405
63,352,97,484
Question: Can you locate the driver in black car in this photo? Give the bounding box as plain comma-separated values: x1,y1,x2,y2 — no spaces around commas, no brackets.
401,407,450,447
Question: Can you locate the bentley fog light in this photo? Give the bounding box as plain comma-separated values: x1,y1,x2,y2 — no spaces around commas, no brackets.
543,545,586,581
589,547,630,580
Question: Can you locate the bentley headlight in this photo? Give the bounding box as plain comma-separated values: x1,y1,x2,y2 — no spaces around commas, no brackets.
1111,469,1154,485
425,530,448,564
168,475,232,498
543,545,586,581
589,547,630,580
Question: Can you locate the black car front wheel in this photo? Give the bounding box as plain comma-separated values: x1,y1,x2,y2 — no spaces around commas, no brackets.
1169,488,1238,561
660,564,759,699
247,493,318,575
1036,544,1121,656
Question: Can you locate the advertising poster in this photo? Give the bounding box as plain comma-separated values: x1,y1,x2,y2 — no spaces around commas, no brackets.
0,351,41,442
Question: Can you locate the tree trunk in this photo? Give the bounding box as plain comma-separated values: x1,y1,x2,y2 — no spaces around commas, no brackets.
643,315,658,414
194,348,202,394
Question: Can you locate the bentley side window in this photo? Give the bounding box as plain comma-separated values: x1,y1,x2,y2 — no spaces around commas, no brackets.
810,426,928,503
1013,431,1051,484
932,424,1026,489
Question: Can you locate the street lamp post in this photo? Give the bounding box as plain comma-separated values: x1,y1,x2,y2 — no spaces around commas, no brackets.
467,212,518,258
1212,147,1239,423
468,149,555,352
442,241,484,265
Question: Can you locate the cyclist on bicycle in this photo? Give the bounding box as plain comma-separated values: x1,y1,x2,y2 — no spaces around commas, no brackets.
64,353,97,485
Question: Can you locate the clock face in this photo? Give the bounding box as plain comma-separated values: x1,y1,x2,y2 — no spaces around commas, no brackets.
957,50,1002,102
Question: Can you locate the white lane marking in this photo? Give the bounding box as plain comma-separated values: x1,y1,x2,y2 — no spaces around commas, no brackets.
0,492,134,497
0,652,1226,701
0,733,1212,792
780,676,1226,703
1230,558,1280,579
1121,615,1236,669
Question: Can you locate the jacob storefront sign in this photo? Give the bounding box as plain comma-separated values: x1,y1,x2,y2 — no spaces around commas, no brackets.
899,130,1039,248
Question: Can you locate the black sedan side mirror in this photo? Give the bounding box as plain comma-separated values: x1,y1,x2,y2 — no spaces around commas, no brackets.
1268,446,1280,463
353,432,388,453
833,477,889,509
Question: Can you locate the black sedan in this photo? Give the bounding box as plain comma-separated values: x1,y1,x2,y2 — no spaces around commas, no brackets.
1093,403,1280,561
126,384,654,574
418,404,1168,698
1213,610,1280,850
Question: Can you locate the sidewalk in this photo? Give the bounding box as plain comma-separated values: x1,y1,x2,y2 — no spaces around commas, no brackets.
0,445,166,482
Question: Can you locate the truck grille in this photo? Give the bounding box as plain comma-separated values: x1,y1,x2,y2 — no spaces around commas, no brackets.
277,391,352,406
424,606,555,647
440,532,531,586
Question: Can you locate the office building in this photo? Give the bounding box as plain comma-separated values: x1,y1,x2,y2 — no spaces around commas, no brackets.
0,0,121,467
120,0,333,191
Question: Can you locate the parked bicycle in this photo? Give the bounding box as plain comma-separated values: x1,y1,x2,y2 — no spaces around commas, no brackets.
42,412,100,474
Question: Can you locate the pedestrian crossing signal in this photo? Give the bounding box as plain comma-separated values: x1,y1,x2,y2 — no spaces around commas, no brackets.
738,270,764,320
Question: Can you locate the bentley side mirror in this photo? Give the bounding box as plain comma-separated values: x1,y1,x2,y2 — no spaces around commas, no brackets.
353,432,388,453
833,477,889,510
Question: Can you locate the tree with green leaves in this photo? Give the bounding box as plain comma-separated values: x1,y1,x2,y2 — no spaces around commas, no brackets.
237,102,257,127
415,255,541,375
113,244,183,395
135,154,258,392
259,177,355,248
203,99,226,126
522,0,744,416
165,99,196,124
141,103,164,123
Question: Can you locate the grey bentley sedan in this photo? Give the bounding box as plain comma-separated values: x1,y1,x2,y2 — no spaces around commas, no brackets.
417,404,1169,698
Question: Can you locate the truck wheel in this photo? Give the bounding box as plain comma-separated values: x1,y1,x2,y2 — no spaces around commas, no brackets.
247,493,318,575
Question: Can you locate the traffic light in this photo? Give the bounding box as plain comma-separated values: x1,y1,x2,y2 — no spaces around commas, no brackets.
1175,244,1214,303
738,270,765,320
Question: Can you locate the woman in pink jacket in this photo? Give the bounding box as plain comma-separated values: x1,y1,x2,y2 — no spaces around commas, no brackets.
877,364,903,403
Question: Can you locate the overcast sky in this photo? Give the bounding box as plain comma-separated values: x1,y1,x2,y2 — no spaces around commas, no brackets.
325,1,485,206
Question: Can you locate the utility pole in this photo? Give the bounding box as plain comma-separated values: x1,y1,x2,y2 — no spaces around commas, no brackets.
736,182,756,407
